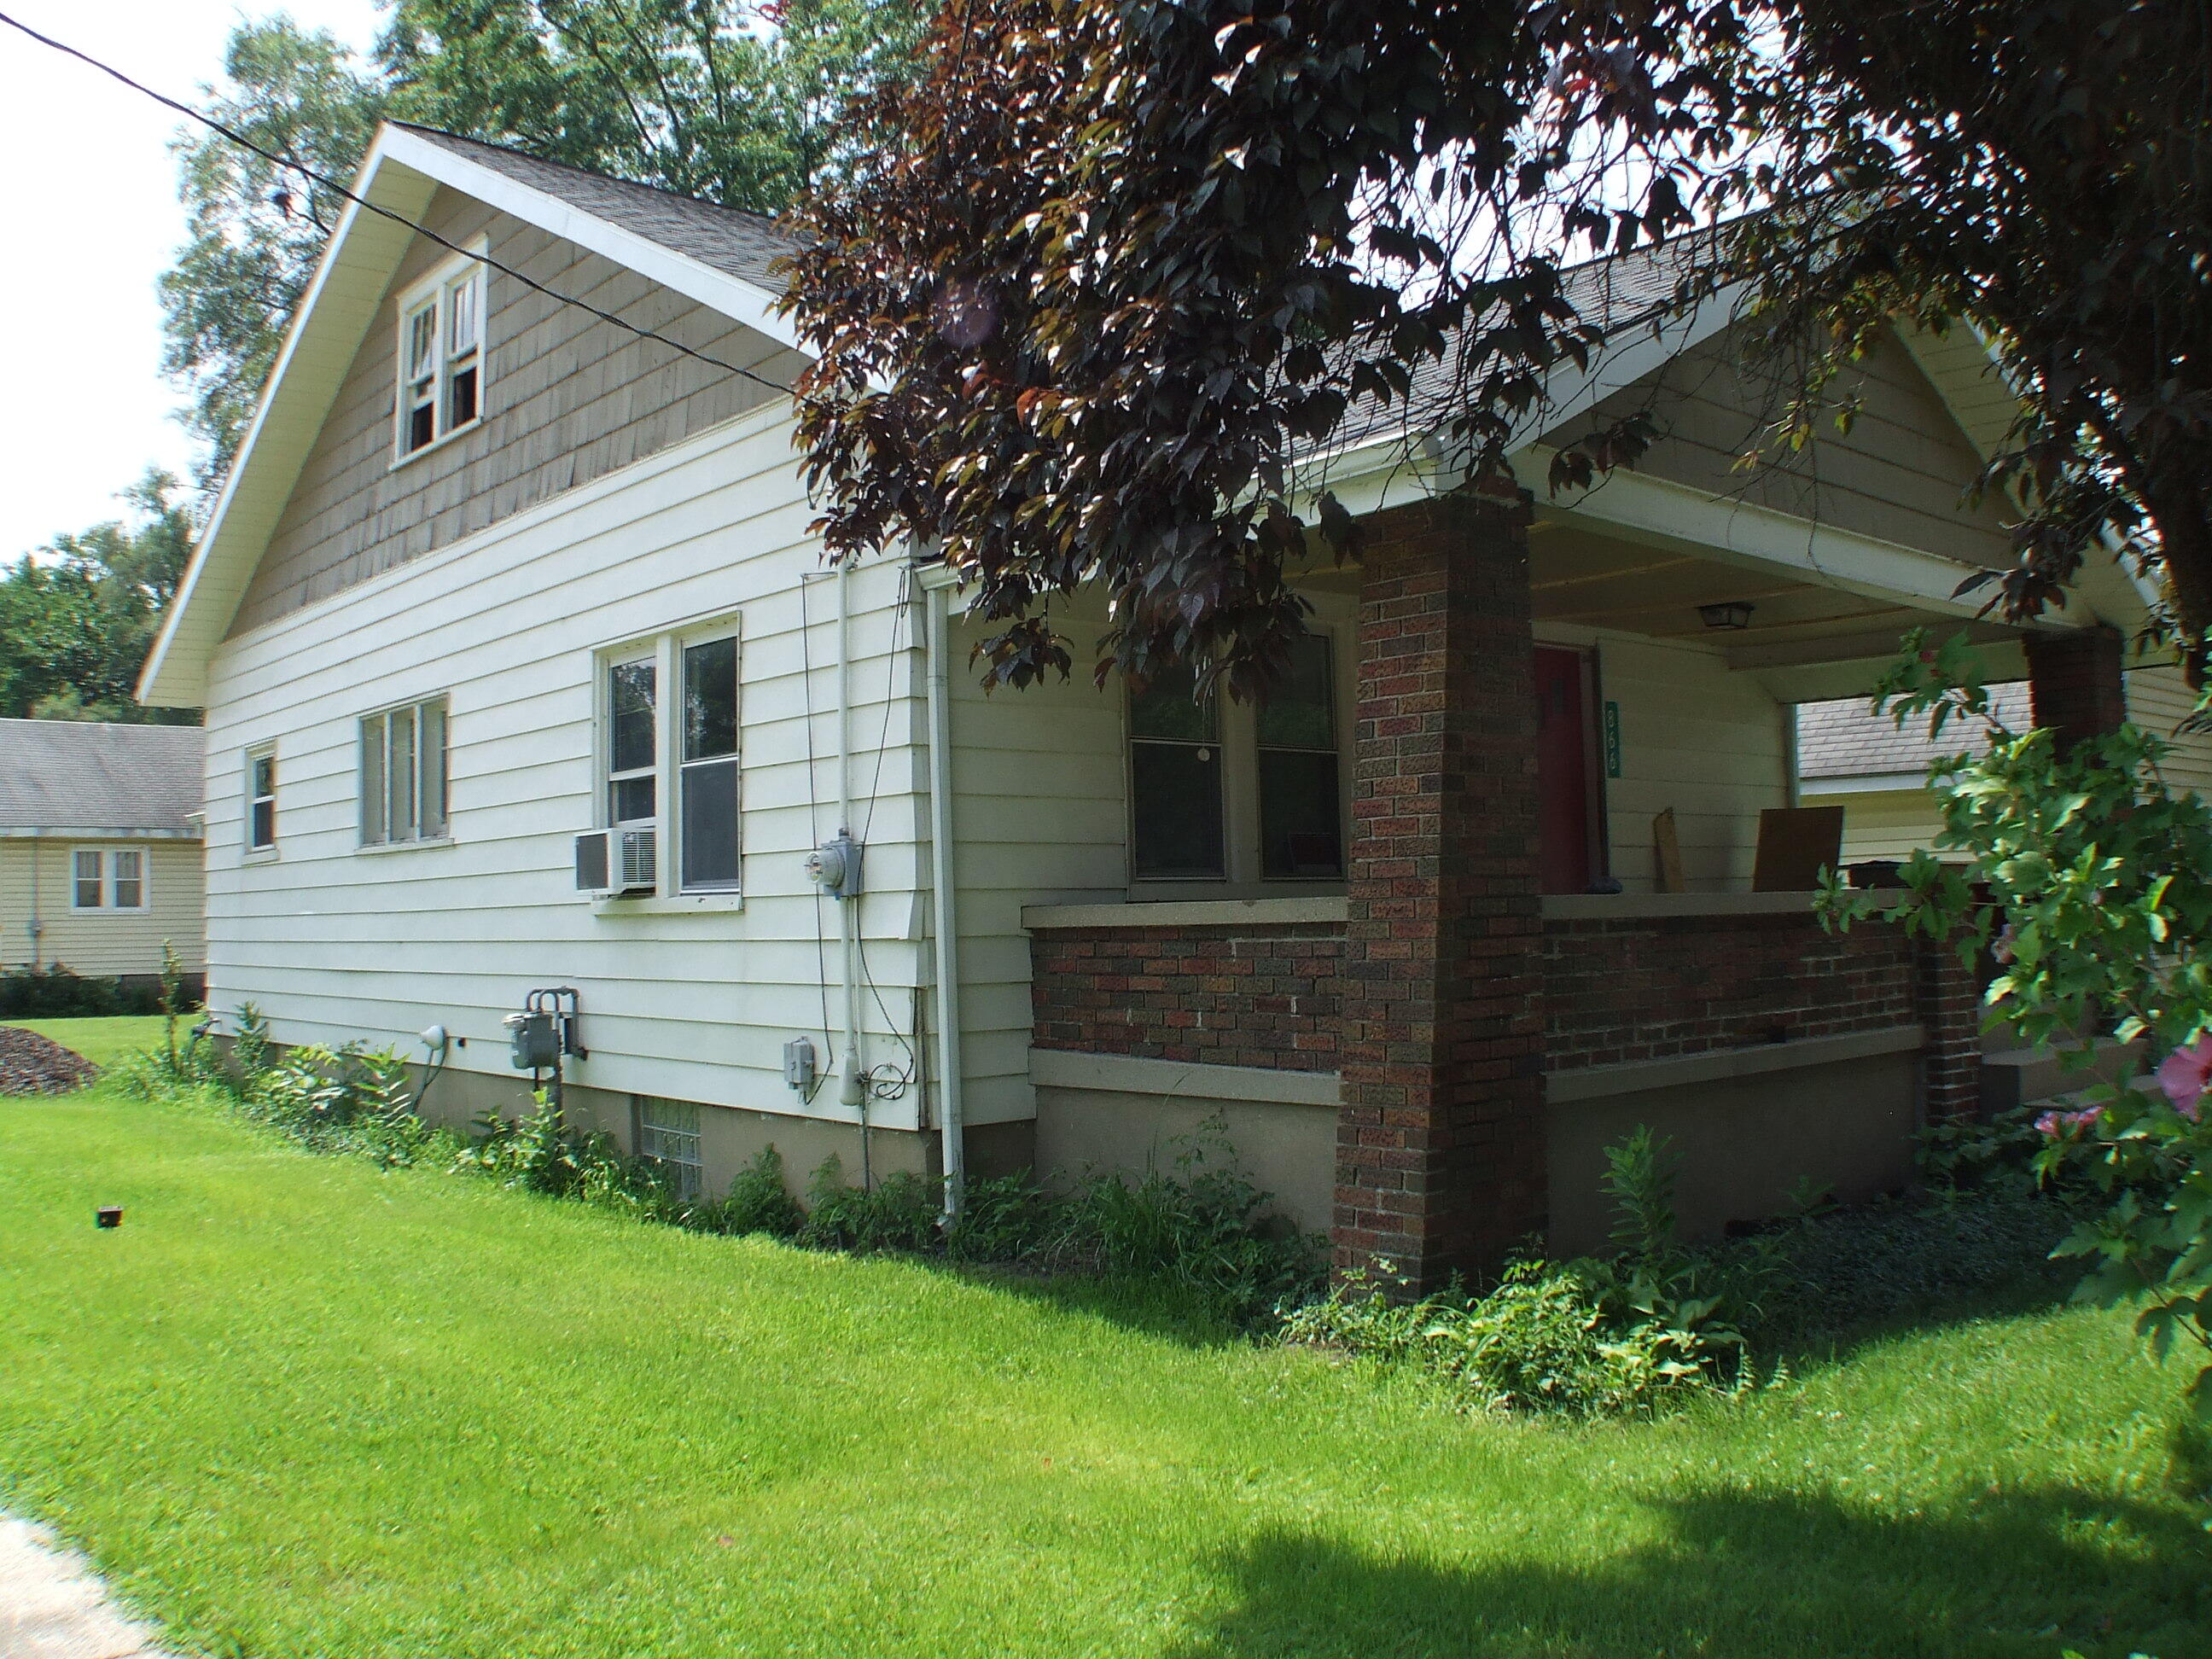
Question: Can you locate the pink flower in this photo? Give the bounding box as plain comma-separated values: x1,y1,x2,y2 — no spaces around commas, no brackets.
2035,1106,2103,1138
2156,1035,2212,1121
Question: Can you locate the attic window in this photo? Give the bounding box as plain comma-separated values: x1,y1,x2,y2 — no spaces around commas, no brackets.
394,247,488,460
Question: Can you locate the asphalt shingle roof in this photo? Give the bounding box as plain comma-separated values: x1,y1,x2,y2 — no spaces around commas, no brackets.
1795,683,2031,779
0,720,203,834
394,124,799,294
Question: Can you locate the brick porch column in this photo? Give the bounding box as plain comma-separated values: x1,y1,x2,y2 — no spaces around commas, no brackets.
2023,626,2127,750
1917,936,1984,1121
1335,492,1546,1291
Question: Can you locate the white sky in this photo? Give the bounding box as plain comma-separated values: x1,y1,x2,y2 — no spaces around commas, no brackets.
0,0,383,559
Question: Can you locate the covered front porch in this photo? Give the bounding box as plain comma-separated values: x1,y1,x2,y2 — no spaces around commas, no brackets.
998,479,2125,1284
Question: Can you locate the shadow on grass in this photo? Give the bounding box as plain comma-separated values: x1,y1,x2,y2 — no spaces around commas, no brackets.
940,1262,1250,1348
1169,1485,2212,1659
1754,1268,2078,1375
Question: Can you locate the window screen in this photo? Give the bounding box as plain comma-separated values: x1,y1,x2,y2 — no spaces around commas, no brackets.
360,697,449,845
679,635,740,891
1257,633,1343,878
247,749,276,851
109,849,144,910
73,850,103,909
1129,662,1225,879
608,659,657,825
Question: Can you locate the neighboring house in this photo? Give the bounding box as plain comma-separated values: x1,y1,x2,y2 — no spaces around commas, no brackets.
1798,672,2212,864
0,719,204,991
139,121,2163,1284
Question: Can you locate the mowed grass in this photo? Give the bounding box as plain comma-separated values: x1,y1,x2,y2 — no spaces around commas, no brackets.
2,1021,2208,1659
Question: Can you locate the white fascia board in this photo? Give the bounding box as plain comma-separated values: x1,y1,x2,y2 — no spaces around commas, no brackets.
141,137,435,707
1523,445,2082,626
1294,282,1749,525
1512,281,1750,451
375,126,806,358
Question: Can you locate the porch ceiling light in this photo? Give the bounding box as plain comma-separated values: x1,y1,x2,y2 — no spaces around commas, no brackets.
1697,601,1755,631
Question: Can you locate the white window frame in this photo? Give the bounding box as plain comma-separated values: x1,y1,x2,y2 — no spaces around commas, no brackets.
1125,619,1356,899
591,614,743,907
391,242,488,465
244,744,278,859
69,846,148,913
358,694,451,849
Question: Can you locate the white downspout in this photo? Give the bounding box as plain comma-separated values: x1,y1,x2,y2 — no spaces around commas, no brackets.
834,558,868,1177
921,568,965,1220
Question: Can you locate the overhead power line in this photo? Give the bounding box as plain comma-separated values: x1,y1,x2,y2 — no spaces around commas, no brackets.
0,9,797,397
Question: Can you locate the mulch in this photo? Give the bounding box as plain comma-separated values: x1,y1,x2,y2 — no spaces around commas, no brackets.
0,1027,98,1096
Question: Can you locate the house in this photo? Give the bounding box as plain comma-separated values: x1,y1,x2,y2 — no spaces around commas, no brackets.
0,719,204,994
1797,671,2212,864
140,121,2166,1285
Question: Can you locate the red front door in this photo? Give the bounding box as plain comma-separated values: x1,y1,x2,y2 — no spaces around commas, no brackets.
1535,647,1594,894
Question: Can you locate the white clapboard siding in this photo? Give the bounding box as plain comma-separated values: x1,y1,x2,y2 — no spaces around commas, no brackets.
2125,666,2212,798
201,399,976,1130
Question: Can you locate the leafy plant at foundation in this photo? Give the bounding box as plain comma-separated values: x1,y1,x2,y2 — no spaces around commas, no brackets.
1818,630,2212,1416
1282,1126,1745,1415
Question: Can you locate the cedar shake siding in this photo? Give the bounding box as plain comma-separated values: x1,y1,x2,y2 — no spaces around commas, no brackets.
230,187,804,635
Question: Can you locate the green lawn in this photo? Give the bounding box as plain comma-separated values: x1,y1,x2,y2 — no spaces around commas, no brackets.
3,1019,2208,1659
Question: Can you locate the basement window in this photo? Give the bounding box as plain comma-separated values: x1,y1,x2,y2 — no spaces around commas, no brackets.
393,246,488,461
360,695,450,846
634,1097,704,1201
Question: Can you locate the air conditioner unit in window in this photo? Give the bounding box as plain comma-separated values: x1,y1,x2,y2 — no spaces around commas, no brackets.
574,826,655,895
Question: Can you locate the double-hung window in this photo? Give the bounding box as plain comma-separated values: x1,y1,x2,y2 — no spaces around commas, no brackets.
70,847,146,911
394,247,486,460
1127,629,1348,889
360,696,450,846
597,620,742,898
245,746,277,854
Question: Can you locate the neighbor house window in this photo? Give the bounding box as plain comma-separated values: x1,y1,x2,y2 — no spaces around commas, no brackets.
597,620,741,897
360,695,450,845
70,847,147,911
634,1097,704,1201
1127,630,1347,887
394,247,487,459
246,746,276,853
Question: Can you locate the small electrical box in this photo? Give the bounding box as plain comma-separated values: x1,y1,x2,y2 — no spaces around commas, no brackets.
506,1010,560,1071
804,834,863,900
783,1035,818,1092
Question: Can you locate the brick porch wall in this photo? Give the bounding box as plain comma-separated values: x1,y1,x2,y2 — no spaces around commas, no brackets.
1028,921,1344,1072
1541,911,1920,1072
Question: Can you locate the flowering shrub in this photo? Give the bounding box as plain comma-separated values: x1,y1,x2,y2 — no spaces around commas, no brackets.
1817,630,2212,1417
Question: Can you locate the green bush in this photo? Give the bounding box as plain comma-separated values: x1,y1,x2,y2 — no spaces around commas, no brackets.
0,963,124,1019
1282,1127,1746,1415
800,1156,940,1252
713,1144,806,1237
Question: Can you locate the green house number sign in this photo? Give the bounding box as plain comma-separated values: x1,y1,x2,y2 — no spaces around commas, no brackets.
1603,701,1622,778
